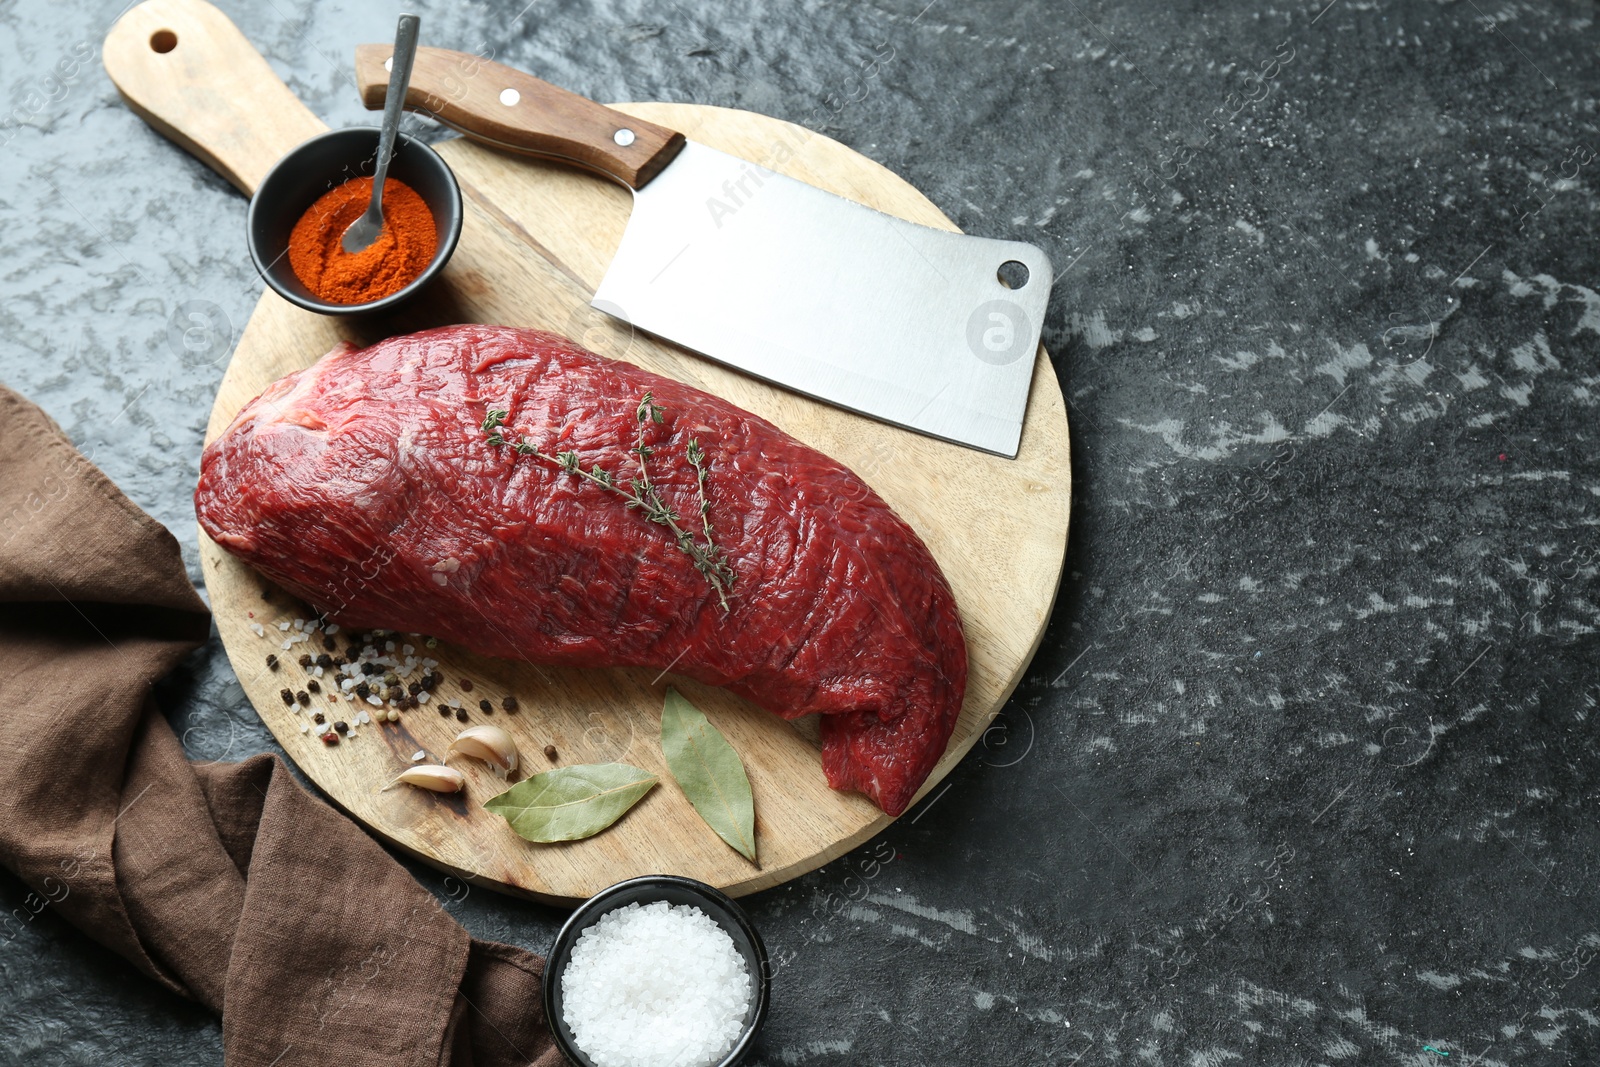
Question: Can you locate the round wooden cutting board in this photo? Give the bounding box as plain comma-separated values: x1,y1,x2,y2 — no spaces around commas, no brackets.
107,0,1070,903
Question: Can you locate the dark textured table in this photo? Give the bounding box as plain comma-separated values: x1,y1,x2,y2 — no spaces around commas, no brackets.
4,0,1599,1063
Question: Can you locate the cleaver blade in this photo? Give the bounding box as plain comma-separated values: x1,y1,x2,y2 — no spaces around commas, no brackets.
357,46,1053,457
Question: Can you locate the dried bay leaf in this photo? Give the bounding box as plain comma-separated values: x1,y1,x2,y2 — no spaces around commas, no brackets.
660,687,756,862
484,763,657,843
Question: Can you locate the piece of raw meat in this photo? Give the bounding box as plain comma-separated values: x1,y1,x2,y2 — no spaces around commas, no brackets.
195,324,967,815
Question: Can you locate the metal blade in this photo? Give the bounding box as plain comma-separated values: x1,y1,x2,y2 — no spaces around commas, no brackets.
591,141,1053,457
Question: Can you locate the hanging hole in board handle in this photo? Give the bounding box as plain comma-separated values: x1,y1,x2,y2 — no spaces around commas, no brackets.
997,260,1030,290
150,29,177,53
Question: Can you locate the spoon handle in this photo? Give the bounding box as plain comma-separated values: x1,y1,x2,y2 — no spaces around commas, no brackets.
371,14,422,210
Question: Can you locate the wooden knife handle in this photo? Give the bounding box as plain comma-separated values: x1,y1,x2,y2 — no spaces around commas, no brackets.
354,46,685,190
103,0,327,196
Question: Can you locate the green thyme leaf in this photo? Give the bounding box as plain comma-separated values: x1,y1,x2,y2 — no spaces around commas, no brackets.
659,688,756,862
483,763,657,843
636,391,664,424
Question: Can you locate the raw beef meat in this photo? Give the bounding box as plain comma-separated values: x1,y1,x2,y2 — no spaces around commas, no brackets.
195,325,967,815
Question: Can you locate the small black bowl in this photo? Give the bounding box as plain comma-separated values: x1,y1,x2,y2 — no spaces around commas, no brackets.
544,875,770,1067
246,127,462,315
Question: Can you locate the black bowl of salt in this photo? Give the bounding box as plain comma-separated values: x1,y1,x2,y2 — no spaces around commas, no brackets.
544,875,770,1067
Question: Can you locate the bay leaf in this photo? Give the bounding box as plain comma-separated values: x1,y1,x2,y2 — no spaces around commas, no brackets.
660,687,756,862
483,763,657,843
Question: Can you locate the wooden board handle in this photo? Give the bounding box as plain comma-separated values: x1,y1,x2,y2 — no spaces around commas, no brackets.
103,0,327,196
354,45,686,190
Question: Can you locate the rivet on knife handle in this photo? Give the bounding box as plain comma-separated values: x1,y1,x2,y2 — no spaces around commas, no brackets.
353,45,685,190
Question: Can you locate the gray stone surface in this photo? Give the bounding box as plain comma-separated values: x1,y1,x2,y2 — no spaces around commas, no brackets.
3,0,1599,1063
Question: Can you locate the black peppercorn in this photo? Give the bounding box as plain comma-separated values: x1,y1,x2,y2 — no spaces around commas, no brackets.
355,682,371,699
333,720,349,734
439,705,452,717
323,634,337,651
297,653,313,668
307,680,321,694
455,708,469,723
479,699,494,714
312,712,325,725
503,696,519,713
387,686,404,702
316,653,333,668
296,691,310,706
361,662,378,676
279,688,294,706
408,681,422,695
266,654,279,670
543,745,558,761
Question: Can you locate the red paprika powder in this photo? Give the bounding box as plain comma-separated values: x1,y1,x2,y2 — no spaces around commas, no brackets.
287,176,437,305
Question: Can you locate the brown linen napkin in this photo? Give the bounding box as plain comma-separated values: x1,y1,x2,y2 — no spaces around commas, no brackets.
0,383,562,1067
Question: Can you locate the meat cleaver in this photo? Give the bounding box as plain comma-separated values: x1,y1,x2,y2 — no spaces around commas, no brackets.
355,47,1052,458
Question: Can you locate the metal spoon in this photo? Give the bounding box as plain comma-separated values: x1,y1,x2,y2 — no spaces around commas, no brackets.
341,13,421,254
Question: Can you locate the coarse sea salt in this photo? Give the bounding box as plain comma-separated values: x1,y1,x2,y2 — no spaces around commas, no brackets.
561,901,751,1067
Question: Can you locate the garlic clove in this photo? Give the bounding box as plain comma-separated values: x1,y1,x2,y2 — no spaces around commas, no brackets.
447,724,519,773
384,764,467,793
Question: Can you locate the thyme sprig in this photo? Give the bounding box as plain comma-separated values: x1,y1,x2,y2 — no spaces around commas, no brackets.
686,438,715,548
481,396,735,611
